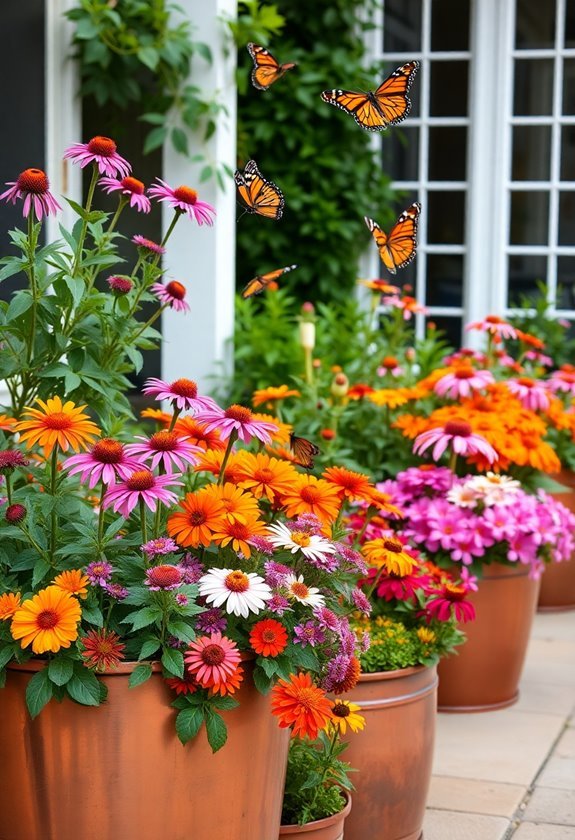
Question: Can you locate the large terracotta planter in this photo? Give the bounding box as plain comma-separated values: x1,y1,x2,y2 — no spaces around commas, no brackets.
539,469,575,612
438,562,540,711
339,665,437,840
279,793,352,839
0,660,289,840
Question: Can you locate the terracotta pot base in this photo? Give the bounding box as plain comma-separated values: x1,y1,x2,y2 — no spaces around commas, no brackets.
538,602,575,613
279,793,351,839
439,690,519,714
539,470,575,611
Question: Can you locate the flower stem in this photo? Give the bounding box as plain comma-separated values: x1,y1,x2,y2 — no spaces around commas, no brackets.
167,407,181,433
448,449,458,476
130,303,168,343
140,497,148,545
159,210,181,251
107,196,127,235
49,446,59,562
72,164,99,277
217,430,238,486
97,483,107,545
5,474,12,506
26,211,38,365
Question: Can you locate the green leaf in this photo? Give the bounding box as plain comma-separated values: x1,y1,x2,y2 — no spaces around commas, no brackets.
129,663,153,688
175,706,204,745
252,666,273,695
81,603,104,627
67,667,102,706
165,618,196,643
32,557,51,588
161,647,184,678
138,638,161,660
209,695,239,711
48,657,74,687
6,292,33,322
63,274,86,307
205,709,228,753
260,656,278,678
137,46,160,71
26,667,53,718
143,126,168,154
121,606,163,631
0,645,15,670
171,127,189,155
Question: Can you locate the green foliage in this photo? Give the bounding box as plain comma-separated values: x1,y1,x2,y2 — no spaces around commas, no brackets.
358,617,465,673
507,281,575,368
231,0,396,301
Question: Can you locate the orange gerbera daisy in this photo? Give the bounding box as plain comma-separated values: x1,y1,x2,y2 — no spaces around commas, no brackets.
323,466,374,503
392,413,431,439
252,412,292,445
0,414,16,431
368,388,412,409
194,449,245,483
249,618,288,657
14,396,100,457
361,537,417,576
279,474,342,525
10,585,82,653
0,592,21,620
167,488,226,548
173,416,226,451
203,482,260,525
52,569,89,599
270,672,334,739
236,452,299,502
140,407,172,426
252,385,301,409
363,488,403,518
210,513,268,558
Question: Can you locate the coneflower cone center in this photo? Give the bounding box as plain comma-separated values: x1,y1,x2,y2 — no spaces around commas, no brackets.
150,431,178,451
92,438,123,463
170,378,198,398
382,356,398,369
17,168,49,193
383,538,403,553
166,281,186,300
44,412,73,430
87,136,117,155
444,420,472,437
445,583,466,600
37,610,59,629
201,644,225,665
127,470,155,491
148,566,182,587
225,571,249,592
486,315,503,324
224,405,252,423
454,368,474,380
121,176,144,194
332,702,351,718
516,377,535,387
173,186,198,205
290,582,309,599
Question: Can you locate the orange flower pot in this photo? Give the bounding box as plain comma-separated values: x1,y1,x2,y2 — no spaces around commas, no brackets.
279,793,352,839
338,665,437,840
438,562,540,711
539,469,575,612
0,660,289,840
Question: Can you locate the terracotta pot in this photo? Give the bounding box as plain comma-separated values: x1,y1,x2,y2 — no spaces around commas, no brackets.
539,469,575,612
279,792,352,839
0,660,289,840
339,665,437,840
438,562,540,711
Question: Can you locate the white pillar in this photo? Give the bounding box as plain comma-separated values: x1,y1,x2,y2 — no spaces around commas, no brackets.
161,0,237,394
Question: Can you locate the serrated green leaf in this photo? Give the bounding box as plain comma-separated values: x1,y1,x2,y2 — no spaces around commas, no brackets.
209,695,239,711
81,603,104,627
67,668,101,706
26,667,53,718
121,606,162,631
0,645,15,670
48,657,74,686
205,709,228,753
165,619,196,643
259,656,279,678
175,706,204,745
161,647,184,677
129,663,153,688
138,639,161,660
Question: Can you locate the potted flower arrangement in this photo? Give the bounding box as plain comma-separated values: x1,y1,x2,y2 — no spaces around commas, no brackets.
0,139,376,840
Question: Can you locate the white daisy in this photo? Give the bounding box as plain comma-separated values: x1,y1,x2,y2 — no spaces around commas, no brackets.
464,473,521,507
198,568,272,618
267,521,336,565
283,573,325,608
446,485,480,509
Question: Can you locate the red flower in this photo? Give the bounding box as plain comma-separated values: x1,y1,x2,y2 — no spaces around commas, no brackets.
250,619,288,658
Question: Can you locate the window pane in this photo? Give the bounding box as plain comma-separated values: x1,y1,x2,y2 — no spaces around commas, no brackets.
427,191,465,244
431,0,470,51
513,60,554,116
563,60,575,115
426,254,464,306
383,0,422,52
510,191,550,245
511,126,552,181
507,255,548,306
566,2,575,48
382,127,419,182
428,126,467,181
515,0,556,49
429,61,469,117
557,257,575,309
558,192,575,245
426,316,461,348
561,127,575,181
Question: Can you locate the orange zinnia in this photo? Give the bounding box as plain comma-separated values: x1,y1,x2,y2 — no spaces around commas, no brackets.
236,452,299,502
210,513,268,558
270,672,334,739
392,413,431,439
252,385,301,408
52,569,90,599
252,412,292,445
0,592,21,620
250,618,288,657
194,449,245,483
203,482,260,524
0,414,16,431
279,474,341,524
173,416,226,451
14,396,100,457
368,388,412,409
140,407,172,426
167,488,226,547
10,585,82,653
323,465,374,503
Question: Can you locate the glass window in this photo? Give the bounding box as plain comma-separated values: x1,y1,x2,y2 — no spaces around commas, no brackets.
558,192,575,246
560,126,575,181
513,60,554,116
510,191,550,245
425,316,462,349
511,126,552,181
428,126,467,181
383,0,422,53
427,191,466,244
557,257,575,309
429,61,469,116
515,0,556,49
563,60,575,115
507,255,548,306
382,127,420,182
426,254,464,306
566,1,575,48
430,0,470,51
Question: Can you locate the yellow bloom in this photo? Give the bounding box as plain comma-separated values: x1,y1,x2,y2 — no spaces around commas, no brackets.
252,385,301,408
11,586,82,654
14,396,100,457
361,537,417,576
0,592,21,620
52,569,89,599
329,700,366,734
417,627,436,644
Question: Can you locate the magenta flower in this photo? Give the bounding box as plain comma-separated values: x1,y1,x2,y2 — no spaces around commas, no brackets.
132,234,165,255
0,450,29,474
63,438,143,488
102,469,183,517
548,369,575,395
426,583,475,623
196,607,227,633
434,367,495,400
148,178,216,226
312,606,340,631
126,430,201,471
465,315,517,339
107,275,133,295
372,570,427,602
150,280,190,312
293,620,326,647
85,561,114,586
506,378,550,411
180,553,205,583
0,168,61,219
103,582,128,600
266,594,291,615
141,537,180,558
413,420,498,464
64,136,131,178
142,377,219,414
99,175,151,212
144,564,184,591
196,404,278,444
351,588,372,614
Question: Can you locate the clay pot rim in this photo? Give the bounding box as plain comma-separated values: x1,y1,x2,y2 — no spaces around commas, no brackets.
480,561,535,581
280,791,352,833
7,651,256,677
357,663,430,683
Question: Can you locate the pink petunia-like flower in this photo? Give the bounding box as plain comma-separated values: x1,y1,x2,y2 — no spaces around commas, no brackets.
465,315,517,339
434,367,495,400
63,438,143,488
426,583,476,623
142,377,219,414
141,537,179,558
148,179,216,226
132,234,166,255
506,377,550,412
0,168,61,220
413,420,498,464
99,175,151,213
196,404,278,445
125,431,201,471
64,136,131,178
150,280,190,312
102,469,183,517
184,632,241,688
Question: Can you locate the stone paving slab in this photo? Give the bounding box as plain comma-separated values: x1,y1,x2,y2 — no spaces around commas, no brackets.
427,776,525,817
522,788,575,826
423,809,510,839
511,824,575,839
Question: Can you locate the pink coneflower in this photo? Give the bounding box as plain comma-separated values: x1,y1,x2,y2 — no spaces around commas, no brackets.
377,355,404,378
465,315,517,339
99,175,151,212
382,294,428,320
548,369,575,395
107,275,133,295
434,367,495,400
64,136,131,178
0,450,28,474
413,420,498,464
145,564,184,591
102,469,183,516
63,438,143,488
141,537,179,558
125,431,201,471
148,178,216,226
184,632,241,689
426,583,475,623
196,404,278,444
525,350,554,367
0,168,61,219
142,377,218,414
150,280,190,312
84,560,113,586
132,234,165,255
103,582,128,600
506,377,550,411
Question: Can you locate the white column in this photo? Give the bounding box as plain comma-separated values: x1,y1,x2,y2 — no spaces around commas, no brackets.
161,0,237,394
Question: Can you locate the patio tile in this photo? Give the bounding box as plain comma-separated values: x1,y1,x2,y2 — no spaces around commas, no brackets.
520,639,575,687
530,613,575,643
427,775,525,817
423,809,510,840
537,752,575,790
512,824,575,839
515,680,575,717
522,788,575,825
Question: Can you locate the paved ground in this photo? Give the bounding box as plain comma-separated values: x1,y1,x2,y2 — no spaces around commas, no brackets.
424,611,575,840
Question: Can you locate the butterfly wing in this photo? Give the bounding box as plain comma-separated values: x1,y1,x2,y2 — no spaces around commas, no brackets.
247,43,296,90
364,216,395,274
289,433,320,470
241,264,297,299
372,61,420,127
234,160,285,220
321,89,386,131
365,204,421,274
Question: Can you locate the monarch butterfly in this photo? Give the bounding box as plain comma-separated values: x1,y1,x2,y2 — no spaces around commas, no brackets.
234,160,284,220
364,203,421,275
247,43,296,91
242,264,298,299
289,433,320,470
320,61,419,131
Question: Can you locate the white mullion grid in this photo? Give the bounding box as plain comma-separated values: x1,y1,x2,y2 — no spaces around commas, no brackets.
404,118,470,127
379,51,471,62
546,0,566,311
507,245,575,255
506,181,575,190
426,306,464,316
511,116,575,125
511,48,575,58
392,181,467,190
414,0,432,340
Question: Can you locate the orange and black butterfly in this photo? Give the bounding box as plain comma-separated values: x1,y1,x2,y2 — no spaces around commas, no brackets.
242,264,297,299
247,43,296,91
320,61,419,131
364,203,421,274
289,433,320,470
234,160,284,220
